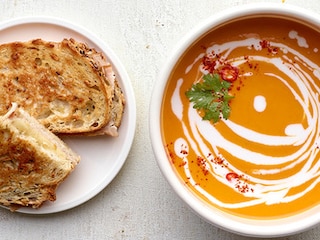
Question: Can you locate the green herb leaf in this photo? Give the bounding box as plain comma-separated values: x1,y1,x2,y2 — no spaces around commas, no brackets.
185,73,234,123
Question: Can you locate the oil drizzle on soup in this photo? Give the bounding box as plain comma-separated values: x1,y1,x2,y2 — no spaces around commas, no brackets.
161,17,320,218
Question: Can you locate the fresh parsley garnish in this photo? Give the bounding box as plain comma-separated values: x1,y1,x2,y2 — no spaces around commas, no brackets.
185,73,234,123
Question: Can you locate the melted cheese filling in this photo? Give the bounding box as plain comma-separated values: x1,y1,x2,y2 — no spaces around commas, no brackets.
11,118,64,160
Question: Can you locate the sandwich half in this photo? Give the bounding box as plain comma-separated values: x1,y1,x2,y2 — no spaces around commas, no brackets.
0,38,125,136
0,103,80,210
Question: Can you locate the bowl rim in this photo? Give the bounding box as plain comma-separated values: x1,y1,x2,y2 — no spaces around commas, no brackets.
150,2,320,237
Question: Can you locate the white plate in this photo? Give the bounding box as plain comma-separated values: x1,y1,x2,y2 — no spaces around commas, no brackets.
0,17,136,214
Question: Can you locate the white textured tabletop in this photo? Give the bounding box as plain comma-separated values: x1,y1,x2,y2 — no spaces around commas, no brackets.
1,0,320,239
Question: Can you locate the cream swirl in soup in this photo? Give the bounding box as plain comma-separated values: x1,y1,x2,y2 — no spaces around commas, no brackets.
161,17,320,218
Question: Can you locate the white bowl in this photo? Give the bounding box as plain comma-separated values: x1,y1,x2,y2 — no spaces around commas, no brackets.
150,3,320,237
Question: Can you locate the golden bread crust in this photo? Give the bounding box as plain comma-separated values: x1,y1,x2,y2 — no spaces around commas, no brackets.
0,38,125,135
0,104,80,209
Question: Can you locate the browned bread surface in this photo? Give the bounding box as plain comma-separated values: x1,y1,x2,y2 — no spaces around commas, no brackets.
0,38,125,136
0,103,80,210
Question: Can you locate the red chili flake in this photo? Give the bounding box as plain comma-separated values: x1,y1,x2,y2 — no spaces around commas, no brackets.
236,183,250,193
165,142,176,164
196,156,209,176
196,156,205,166
180,149,188,155
214,156,224,165
202,56,216,73
219,64,239,82
226,172,239,182
200,45,207,50
259,39,270,49
271,47,278,54
259,40,278,54
179,161,187,167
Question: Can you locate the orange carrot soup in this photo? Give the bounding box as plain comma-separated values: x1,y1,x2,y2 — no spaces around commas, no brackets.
161,17,320,219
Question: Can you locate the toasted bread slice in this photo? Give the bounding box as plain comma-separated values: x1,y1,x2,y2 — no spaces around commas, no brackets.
69,39,125,136
0,38,125,136
0,103,80,210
